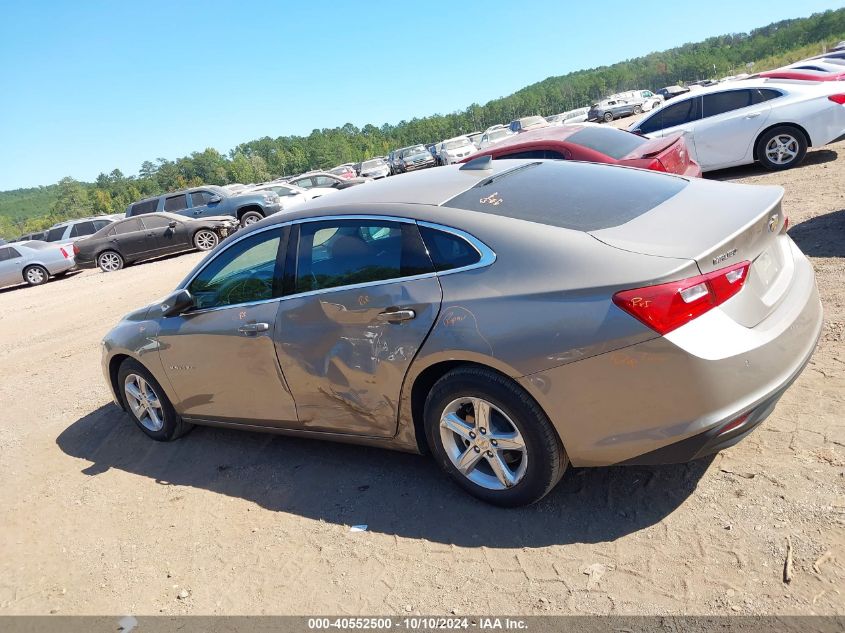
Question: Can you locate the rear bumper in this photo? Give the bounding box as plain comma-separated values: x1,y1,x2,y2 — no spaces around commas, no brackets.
519,247,823,467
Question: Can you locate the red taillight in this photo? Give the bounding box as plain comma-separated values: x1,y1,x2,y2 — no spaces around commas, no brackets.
646,158,667,172
612,261,751,335
718,412,751,436
782,216,789,233
73,243,80,256
60,247,69,259
829,94,845,104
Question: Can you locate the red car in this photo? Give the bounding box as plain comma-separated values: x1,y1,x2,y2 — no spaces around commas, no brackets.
329,165,357,179
759,69,845,82
461,124,702,177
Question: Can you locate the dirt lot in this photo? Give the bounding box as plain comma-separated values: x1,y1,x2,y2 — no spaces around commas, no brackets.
0,136,843,616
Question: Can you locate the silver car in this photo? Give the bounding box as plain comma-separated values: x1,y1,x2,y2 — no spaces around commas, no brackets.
0,240,76,288
101,159,821,506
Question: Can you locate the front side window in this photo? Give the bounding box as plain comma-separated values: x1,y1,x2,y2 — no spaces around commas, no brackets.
189,229,283,310
114,219,144,235
314,176,338,187
294,219,432,293
164,194,188,212
639,97,702,134
191,191,215,207
141,215,175,229
45,227,66,242
69,221,96,238
702,90,754,118
293,177,313,189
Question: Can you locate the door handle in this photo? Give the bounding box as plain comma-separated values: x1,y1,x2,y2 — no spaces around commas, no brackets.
745,112,762,118
377,309,416,323
238,322,269,334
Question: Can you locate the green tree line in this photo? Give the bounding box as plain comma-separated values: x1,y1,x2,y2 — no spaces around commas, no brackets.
2,7,844,239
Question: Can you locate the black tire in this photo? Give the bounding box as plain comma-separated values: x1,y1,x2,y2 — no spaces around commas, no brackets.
193,229,219,251
633,105,643,115
424,366,568,507
239,210,264,227
117,359,192,442
97,250,124,272
756,125,807,171
603,112,614,123
23,264,49,286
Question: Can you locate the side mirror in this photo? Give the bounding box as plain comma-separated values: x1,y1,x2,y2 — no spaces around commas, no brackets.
208,195,222,204
160,289,194,317
168,221,177,229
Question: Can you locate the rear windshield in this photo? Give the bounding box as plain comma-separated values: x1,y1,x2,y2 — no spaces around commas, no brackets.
566,126,648,159
442,161,686,232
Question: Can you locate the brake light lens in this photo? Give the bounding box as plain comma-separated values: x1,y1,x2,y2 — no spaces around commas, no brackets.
72,243,80,256
782,216,789,233
646,158,667,172
828,94,845,104
60,247,69,259
612,260,751,335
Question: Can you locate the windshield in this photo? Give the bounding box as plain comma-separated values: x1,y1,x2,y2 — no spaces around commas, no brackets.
521,116,546,127
362,159,384,169
444,138,472,150
401,145,427,157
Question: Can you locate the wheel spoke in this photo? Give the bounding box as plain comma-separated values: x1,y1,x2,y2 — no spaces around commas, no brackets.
455,446,483,475
489,430,525,451
125,382,142,402
486,451,517,488
440,412,474,441
471,398,490,430
146,405,163,431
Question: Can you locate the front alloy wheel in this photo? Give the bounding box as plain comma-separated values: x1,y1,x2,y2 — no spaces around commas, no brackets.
117,359,192,441
193,229,218,251
240,211,264,227
124,373,165,432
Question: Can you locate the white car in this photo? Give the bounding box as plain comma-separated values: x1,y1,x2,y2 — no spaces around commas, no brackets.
477,127,515,149
42,216,118,250
630,79,845,172
359,158,390,179
437,136,477,164
248,182,336,211
784,59,845,73
546,107,591,125
0,240,75,288
611,90,663,111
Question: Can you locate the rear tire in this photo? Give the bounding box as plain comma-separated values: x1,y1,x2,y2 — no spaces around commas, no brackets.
98,250,124,272
603,112,614,123
23,265,49,286
424,366,568,507
633,105,643,115
117,359,192,442
193,229,219,251
756,126,807,171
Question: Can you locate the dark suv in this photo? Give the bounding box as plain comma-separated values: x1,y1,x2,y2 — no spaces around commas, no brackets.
125,185,282,228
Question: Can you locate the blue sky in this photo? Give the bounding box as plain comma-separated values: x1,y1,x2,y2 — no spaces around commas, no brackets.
0,0,841,190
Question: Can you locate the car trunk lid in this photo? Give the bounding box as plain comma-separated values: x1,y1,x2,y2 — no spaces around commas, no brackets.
624,133,692,174
590,180,791,327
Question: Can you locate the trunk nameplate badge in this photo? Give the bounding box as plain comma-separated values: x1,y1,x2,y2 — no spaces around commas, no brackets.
712,248,737,266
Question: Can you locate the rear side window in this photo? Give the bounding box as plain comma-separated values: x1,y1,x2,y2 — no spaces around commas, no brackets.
164,194,188,212
566,127,647,159
639,97,701,134
0,247,10,262
752,88,782,104
442,161,687,232
114,219,143,235
702,90,753,117
418,226,481,272
495,149,566,160
45,227,66,242
294,220,432,293
69,221,96,238
130,199,158,216
93,220,112,231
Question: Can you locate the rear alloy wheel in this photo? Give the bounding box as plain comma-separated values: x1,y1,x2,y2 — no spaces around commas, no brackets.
633,105,643,115
757,126,807,171
118,359,192,441
98,250,124,272
23,265,48,286
603,112,614,123
424,366,568,507
240,210,264,227
193,229,219,251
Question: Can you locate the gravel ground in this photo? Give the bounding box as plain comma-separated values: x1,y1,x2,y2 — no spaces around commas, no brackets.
0,136,843,615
